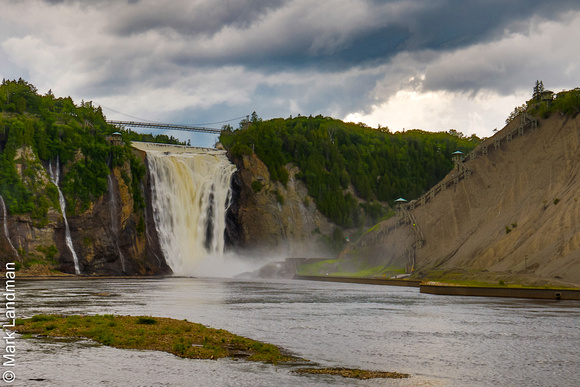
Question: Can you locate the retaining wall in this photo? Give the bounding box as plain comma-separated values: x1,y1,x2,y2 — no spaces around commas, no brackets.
420,284,580,300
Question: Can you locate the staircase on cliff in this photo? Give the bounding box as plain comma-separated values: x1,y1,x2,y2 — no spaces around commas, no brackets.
402,111,539,219
350,109,580,286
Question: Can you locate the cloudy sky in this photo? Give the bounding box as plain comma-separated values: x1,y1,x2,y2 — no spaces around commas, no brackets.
1,0,579,146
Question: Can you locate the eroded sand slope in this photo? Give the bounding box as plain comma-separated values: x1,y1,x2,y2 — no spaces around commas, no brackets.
358,113,580,286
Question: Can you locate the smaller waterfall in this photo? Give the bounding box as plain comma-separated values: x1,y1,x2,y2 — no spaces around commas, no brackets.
107,175,126,272
0,195,18,256
49,158,81,275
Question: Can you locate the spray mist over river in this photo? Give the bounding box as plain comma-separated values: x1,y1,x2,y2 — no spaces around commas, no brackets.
15,278,580,386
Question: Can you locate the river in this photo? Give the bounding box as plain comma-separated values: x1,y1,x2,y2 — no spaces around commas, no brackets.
12,277,579,386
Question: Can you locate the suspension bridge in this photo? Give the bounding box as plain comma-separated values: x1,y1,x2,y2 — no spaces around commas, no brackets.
107,120,223,134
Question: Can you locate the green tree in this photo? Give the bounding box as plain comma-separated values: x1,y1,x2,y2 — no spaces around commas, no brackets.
220,114,479,227
0,78,184,219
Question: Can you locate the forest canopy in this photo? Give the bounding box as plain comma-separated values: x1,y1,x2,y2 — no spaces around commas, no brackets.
220,114,480,227
0,78,182,221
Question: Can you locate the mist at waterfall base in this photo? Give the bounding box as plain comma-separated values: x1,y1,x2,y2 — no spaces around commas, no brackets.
144,144,288,278
189,250,284,278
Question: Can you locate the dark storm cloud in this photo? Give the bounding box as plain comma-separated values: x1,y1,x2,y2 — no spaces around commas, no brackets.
418,2,580,96
3,0,579,138
109,0,289,37
30,0,580,93
97,0,580,74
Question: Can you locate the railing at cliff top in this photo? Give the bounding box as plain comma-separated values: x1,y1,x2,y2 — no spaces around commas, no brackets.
130,141,222,153
402,111,538,214
361,111,540,254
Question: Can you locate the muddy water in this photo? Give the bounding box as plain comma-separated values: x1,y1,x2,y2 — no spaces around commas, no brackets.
12,278,580,386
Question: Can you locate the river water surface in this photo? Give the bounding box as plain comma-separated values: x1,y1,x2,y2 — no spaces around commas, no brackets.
12,278,579,386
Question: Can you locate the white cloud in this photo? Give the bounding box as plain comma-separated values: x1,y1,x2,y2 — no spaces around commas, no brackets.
344,11,580,137
422,11,580,94
344,89,529,138
0,1,579,144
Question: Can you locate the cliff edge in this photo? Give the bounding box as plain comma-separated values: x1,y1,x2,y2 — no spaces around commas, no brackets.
345,112,580,287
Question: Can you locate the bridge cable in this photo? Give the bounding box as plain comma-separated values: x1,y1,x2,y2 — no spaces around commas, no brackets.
97,103,247,127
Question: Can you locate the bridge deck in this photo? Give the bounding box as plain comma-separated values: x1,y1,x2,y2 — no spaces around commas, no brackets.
108,120,222,134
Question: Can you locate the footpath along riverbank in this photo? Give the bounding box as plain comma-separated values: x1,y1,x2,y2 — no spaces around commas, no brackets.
294,275,580,300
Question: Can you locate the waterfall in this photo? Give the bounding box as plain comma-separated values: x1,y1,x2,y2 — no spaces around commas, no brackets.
0,195,18,256
49,158,81,275
108,175,126,273
142,144,236,275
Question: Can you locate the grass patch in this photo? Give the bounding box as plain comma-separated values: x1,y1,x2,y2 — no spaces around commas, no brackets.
294,367,409,380
35,245,58,261
13,314,299,363
251,180,263,193
274,189,285,205
330,265,405,278
363,224,379,236
298,259,405,278
13,314,412,379
135,316,157,325
296,259,339,276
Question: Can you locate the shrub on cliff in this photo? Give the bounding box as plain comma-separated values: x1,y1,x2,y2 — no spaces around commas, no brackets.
0,78,180,218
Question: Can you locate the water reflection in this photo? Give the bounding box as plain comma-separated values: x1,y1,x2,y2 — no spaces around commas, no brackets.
16,278,580,386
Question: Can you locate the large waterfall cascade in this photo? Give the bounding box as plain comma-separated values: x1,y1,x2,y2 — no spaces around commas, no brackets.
134,142,237,275
48,158,81,275
0,195,18,256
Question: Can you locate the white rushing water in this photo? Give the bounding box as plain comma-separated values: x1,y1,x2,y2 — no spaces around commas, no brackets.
49,158,81,274
141,144,236,275
0,195,18,256
107,175,126,272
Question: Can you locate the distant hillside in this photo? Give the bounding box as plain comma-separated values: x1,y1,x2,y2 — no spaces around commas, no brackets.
220,114,479,228
335,88,580,287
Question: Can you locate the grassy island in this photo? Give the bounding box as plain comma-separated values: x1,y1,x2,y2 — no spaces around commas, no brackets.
15,314,295,363
14,314,410,380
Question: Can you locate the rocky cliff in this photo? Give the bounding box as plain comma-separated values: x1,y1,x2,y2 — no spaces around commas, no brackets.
227,153,337,257
63,149,169,275
342,112,580,287
0,146,169,276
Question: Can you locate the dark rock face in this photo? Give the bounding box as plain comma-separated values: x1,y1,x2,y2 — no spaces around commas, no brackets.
69,154,170,276
224,152,334,257
3,149,170,276
6,143,332,276
140,157,171,275
224,169,242,249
